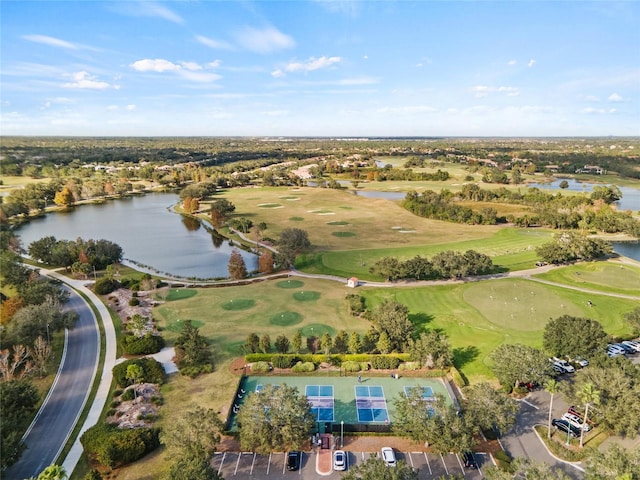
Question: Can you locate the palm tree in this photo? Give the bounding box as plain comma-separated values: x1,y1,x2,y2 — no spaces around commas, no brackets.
578,382,600,448
545,379,559,439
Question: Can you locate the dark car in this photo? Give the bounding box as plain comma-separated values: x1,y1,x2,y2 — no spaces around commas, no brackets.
286,451,300,471
552,418,581,438
462,451,477,469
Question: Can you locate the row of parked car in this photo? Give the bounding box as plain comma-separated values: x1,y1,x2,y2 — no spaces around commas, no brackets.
551,405,594,438
607,340,640,357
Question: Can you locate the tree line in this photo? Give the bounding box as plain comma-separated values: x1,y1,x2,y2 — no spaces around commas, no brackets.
369,249,493,282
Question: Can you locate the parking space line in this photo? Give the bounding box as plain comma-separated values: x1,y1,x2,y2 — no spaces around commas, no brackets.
299,453,303,476
407,452,414,468
218,452,226,476
440,453,449,476
250,453,256,475
454,453,465,476
424,452,432,475
267,453,272,475
235,452,242,475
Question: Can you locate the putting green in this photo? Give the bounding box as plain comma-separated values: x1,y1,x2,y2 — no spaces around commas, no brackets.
257,203,283,208
166,318,204,332
270,311,304,326
332,231,356,237
276,279,304,289
289,216,304,221
299,323,337,337
164,289,198,301
463,279,584,331
221,298,256,311
293,291,321,301
327,221,350,226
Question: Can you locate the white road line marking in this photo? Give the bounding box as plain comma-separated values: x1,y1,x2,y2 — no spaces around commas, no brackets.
455,453,465,475
441,453,449,475
250,452,256,475
235,452,242,475
424,452,432,475
267,453,271,475
521,398,539,409
218,452,226,476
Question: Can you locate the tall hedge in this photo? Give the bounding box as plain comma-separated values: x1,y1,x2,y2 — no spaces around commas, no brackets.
80,423,160,468
112,358,165,388
121,333,165,355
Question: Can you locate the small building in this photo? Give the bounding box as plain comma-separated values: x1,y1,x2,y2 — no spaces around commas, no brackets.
347,277,359,288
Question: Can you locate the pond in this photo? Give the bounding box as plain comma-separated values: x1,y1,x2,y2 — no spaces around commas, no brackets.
15,193,258,279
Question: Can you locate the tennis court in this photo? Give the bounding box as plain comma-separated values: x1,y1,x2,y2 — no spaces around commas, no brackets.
233,375,452,431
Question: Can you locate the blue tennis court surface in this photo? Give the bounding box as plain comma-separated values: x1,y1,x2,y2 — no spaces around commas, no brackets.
355,385,389,422
306,385,334,422
404,385,434,398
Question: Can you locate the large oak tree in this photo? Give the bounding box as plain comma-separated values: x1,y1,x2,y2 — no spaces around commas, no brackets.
236,383,314,454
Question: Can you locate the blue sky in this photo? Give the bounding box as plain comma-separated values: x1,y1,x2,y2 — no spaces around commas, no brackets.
1,1,638,137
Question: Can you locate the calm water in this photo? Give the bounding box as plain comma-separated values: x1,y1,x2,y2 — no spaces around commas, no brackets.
352,180,640,261
15,193,258,279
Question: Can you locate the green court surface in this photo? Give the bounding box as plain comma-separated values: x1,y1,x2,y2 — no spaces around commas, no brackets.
232,375,452,430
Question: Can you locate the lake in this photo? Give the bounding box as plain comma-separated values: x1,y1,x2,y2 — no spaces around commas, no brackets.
15,193,258,279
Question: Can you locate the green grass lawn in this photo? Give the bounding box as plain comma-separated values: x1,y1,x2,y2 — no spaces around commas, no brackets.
154,263,638,384
298,228,553,280
154,277,372,361
534,260,640,295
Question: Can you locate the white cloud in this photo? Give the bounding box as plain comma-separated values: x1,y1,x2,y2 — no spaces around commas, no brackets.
234,26,295,53
608,92,623,102
508,60,517,66
130,59,182,72
271,69,285,78
196,35,234,50
62,71,116,90
130,58,221,83
282,56,342,74
126,104,137,111
471,85,520,97
528,59,536,67
111,1,184,24
22,34,78,49
207,60,222,68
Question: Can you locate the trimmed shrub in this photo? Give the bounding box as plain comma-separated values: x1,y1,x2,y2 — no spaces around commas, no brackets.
245,353,273,363
121,333,165,355
342,361,362,372
370,355,401,369
180,364,213,378
112,358,165,388
251,361,271,373
399,362,420,371
94,278,120,295
80,423,160,468
113,389,123,397
291,361,316,373
450,366,467,387
272,354,298,369
128,297,140,307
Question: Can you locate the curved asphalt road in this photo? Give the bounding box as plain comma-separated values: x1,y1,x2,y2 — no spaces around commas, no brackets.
5,285,99,480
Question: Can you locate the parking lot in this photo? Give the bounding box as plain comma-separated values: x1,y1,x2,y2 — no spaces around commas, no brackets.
212,450,488,479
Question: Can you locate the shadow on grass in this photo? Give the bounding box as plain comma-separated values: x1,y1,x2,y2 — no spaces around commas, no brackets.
453,345,479,369
409,312,434,333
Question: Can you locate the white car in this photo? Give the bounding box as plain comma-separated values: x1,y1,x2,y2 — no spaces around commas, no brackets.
621,340,640,353
550,357,575,373
570,356,589,367
333,450,347,471
562,412,591,431
381,447,396,467
607,344,626,357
